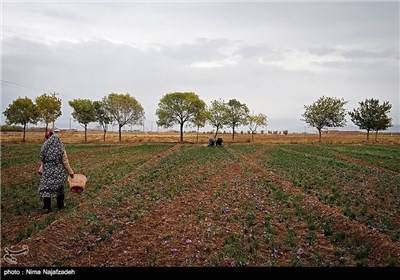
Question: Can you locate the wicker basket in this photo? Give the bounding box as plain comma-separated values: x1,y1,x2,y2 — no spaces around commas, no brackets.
68,174,87,194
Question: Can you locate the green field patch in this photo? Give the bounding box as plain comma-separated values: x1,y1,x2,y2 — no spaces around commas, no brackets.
247,144,400,242
330,145,400,173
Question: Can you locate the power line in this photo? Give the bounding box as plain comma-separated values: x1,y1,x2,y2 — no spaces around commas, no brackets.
1,80,49,92
1,80,74,100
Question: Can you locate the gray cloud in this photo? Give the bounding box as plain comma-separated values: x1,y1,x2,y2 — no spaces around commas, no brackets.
307,47,338,56
2,2,399,132
160,38,232,62
341,49,399,60
236,45,285,62
41,9,88,22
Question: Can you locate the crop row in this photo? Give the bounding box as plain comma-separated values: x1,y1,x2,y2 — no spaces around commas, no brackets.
1,144,173,246
230,144,400,243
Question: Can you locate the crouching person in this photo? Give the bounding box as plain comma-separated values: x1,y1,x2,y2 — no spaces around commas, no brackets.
38,131,74,213
208,138,216,147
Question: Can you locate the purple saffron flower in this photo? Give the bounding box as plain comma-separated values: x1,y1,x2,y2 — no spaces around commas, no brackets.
297,248,303,256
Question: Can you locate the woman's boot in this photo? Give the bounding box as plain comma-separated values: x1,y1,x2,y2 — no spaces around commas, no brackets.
43,197,51,213
57,194,65,209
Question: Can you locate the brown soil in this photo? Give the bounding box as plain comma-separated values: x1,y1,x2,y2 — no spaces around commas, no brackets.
228,147,400,266
1,143,399,267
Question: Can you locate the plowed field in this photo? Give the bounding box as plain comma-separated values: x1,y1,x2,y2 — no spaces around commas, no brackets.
1,143,399,267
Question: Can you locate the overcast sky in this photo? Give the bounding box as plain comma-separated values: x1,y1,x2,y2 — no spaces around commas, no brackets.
2,0,399,132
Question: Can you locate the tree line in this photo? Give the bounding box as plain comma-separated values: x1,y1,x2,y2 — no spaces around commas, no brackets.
302,96,392,141
3,92,393,142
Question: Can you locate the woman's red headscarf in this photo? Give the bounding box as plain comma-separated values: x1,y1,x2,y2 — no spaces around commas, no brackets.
45,131,53,139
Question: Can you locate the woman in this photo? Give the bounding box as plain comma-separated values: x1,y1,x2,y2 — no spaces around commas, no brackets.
38,131,74,213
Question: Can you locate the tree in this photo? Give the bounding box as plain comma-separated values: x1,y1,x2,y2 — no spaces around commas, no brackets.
3,97,38,142
35,93,62,134
349,98,392,142
192,108,209,143
226,99,249,140
156,92,206,142
103,93,145,142
69,99,96,143
93,100,112,142
247,113,268,142
207,99,229,139
302,96,348,142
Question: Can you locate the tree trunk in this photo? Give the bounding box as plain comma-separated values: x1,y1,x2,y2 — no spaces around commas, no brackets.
375,130,378,142
318,128,322,142
367,129,370,142
180,122,184,142
232,124,235,140
84,125,87,143
251,132,254,142
119,125,122,142
214,125,220,139
196,126,199,142
44,123,49,140
103,129,107,142
23,123,26,142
